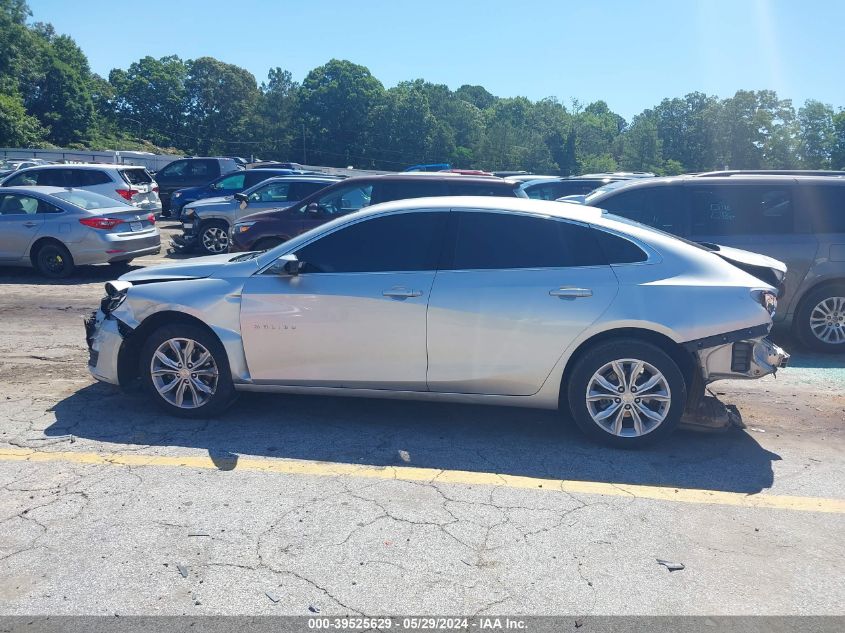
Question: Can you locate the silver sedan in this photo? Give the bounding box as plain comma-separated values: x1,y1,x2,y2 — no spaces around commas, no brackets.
84,197,788,447
0,186,160,278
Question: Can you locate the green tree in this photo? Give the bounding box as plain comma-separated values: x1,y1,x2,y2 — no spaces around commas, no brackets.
253,67,299,159
109,55,189,147
184,57,260,155
619,111,664,173
295,59,385,166
798,100,835,169
0,91,44,146
832,110,845,170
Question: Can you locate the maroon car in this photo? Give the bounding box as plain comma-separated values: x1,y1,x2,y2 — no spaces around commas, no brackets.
229,174,525,252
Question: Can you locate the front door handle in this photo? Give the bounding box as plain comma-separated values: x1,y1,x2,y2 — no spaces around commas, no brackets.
550,287,593,298
383,288,422,299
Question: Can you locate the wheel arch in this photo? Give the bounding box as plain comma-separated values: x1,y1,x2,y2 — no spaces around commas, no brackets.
791,276,845,321
558,327,697,408
28,236,68,266
116,310,228,387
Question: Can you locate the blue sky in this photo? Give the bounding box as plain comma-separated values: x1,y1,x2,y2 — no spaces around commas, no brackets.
29,0,845,120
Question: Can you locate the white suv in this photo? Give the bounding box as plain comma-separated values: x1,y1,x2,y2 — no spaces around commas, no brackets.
1,164,162,213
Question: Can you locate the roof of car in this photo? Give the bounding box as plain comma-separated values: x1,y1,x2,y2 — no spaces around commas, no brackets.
354,195,605,223
587,173,845,198
337,173,516,185
11,163,146,171
0,185,90,194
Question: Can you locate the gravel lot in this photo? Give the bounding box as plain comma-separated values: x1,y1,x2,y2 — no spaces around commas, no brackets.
0,223,843,616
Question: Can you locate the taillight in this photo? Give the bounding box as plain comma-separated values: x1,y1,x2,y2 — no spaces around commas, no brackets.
79,217,123,230
115,188,139,201
147,213,156,224
152,186,159,193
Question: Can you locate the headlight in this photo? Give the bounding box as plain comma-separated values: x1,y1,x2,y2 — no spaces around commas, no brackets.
234,221,256,234
183,209,196,219
751,289,777,317
172,192,182,198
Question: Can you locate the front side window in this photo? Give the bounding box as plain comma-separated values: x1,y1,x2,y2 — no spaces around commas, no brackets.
0,193,39,215
158,160,188,178
3,171,39,186
293,212,446,273
190,160,215,177
690,185,794,235
311,183,374,216
250,182,291,202
215,173,246,190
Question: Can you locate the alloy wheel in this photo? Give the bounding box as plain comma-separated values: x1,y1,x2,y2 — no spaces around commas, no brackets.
585,358,671,437
201,226,229,253
150,338,219,409
809,296,845,345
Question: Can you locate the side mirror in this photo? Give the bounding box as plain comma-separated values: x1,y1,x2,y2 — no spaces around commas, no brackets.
306,202,320,214
283,259,305,276
268,255,305,276
234,192,248,203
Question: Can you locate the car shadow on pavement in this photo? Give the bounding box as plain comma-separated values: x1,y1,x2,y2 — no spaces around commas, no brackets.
46,383,781,495
0,264,145,286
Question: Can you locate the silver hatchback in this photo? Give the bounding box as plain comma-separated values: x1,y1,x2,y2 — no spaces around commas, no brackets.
0,186,160,278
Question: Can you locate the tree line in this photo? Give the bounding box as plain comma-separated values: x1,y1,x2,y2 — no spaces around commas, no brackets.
2,0,845,174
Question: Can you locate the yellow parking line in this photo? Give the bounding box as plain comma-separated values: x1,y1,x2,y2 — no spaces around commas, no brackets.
1,446,843,514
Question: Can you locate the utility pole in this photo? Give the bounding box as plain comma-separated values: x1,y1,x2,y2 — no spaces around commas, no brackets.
302,124,307,164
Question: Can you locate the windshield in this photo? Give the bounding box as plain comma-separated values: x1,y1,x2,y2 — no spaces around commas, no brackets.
51,190,129,210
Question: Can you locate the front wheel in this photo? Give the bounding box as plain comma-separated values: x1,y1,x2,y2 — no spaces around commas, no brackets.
198,221,230,255
795,284,845,353
566,340,686,448
140,323,235,418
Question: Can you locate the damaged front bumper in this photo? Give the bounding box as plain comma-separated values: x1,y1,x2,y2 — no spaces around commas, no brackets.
84,310,123,385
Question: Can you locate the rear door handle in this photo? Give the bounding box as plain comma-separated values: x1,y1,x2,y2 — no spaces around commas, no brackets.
550,287,593,298
383,288,422,299
23,221,38,228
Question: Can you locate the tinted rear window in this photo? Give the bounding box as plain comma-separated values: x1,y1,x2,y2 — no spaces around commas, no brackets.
593,230,649,264
689,185,795,235
803,185,845,233
447,212,610,270
121,168,153,185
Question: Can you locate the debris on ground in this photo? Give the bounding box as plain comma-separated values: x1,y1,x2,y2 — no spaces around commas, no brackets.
657,559,685,571
308,605,320,613
749,427,766,433
177,564,189,578
188,533,211,537
265,591,281,604
397,450,411,463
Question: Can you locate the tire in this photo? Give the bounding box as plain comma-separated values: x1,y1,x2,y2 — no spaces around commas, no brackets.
252,237,284,251
139,323,236,418
198,220,230,255
795,283,845,353
34,242,75,279
109,260,133,271
566,340,686,448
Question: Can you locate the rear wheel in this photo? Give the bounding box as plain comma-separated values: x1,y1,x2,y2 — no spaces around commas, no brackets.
199,221,230,255
796,284,845,353
35,242,75,278
140,323,235,418
566,340,686,448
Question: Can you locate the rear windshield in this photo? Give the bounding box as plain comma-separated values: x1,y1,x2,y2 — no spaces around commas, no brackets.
120,168,153,185
51,190,129,210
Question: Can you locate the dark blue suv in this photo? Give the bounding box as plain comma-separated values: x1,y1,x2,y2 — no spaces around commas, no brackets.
166,169,307,218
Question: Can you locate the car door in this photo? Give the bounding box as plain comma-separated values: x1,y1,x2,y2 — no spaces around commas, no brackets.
212,172,247,197
240,210,447,388
685,183,816,307
0,193,46,260
426,211,619,396
187,160,217,187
